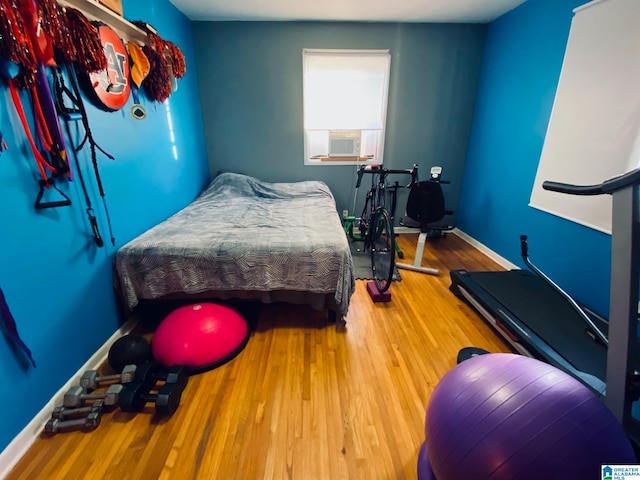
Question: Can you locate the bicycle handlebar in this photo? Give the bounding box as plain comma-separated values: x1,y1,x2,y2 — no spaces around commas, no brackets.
355,164,419,189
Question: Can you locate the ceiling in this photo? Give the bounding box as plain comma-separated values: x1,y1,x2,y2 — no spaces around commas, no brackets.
169,0,528,23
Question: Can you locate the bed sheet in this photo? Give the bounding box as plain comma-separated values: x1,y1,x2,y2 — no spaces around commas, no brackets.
114,172,355,316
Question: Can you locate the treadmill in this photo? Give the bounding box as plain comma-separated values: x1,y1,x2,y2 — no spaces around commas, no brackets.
450,168,640,440
450,253,609,396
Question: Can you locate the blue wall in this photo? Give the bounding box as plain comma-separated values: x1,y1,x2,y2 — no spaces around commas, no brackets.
191,22,487,221
0,0,208,452
457,0,612,317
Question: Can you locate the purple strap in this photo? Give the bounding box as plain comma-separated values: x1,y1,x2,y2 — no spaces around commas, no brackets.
36,64,72,179
0,287,36,367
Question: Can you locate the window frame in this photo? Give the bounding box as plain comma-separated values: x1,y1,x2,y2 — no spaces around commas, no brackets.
302,48,391,166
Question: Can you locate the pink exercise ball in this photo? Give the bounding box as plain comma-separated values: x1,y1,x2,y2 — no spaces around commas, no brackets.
152,303,250,374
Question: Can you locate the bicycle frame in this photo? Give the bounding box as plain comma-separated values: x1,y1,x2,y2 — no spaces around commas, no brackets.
352,164,418,243
346,164,419,292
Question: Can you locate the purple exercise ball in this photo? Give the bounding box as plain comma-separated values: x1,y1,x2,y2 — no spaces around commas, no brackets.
417,441,435,480
424,353,635,480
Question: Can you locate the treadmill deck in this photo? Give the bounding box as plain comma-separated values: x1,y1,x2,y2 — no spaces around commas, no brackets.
450,269,608,390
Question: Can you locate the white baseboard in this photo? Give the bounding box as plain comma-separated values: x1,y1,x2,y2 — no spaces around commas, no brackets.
452,228,519,270
0,319,138,480
395,226,518,270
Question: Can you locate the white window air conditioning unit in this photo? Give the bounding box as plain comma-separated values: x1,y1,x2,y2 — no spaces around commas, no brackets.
329,130,361,157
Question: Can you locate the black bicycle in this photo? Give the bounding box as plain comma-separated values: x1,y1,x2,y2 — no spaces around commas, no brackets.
347,164,418,292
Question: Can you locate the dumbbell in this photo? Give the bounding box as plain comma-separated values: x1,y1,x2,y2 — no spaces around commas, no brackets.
133,363,189,391
120,379,185,416
52,401,104,420
63,384,123,408
80,364,137,391
44,411,101,435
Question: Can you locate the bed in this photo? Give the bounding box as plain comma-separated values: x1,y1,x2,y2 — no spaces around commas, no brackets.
114,172,355,327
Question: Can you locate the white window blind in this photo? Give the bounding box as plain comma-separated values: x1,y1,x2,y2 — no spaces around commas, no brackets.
529,0,640,233
303,49,391,165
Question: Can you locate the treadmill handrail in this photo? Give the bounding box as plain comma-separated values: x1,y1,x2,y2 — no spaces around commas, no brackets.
542,167,640,196
520,235,609,347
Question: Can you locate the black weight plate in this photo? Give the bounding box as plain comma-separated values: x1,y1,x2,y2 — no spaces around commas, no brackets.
119,382,151,413
164,366,189,390
134,363,161,386
155,384,182,416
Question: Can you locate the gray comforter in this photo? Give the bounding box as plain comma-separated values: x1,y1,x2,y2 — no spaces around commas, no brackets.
114,172,355,316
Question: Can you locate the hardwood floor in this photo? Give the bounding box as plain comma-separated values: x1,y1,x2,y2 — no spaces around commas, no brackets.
6,233,511,480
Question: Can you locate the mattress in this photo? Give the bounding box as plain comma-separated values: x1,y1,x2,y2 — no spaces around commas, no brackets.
114,172,355,317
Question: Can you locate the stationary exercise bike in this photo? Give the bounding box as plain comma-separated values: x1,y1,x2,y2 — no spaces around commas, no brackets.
396,166,455,275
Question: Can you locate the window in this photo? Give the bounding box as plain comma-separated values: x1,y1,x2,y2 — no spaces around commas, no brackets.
303,49,391,166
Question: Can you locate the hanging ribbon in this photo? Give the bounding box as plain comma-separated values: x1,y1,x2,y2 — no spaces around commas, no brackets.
34,65,71,177
0,287,36,368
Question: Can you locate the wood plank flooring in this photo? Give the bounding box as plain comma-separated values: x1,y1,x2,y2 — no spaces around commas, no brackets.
6,232,511,480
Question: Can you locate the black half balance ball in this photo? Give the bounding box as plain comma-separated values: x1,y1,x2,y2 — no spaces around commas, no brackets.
108,334,151,373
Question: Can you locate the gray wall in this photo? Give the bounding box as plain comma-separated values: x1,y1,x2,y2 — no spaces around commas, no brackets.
192,21,486,219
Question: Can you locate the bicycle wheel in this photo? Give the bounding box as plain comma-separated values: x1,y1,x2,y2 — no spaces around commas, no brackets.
370,207,395,292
